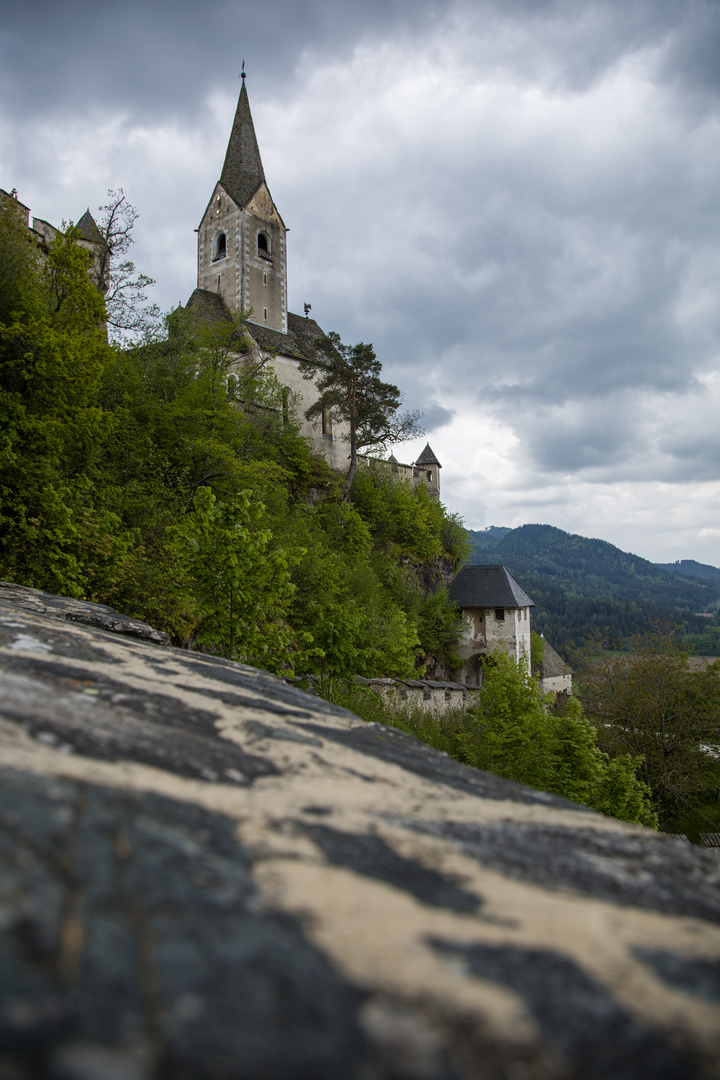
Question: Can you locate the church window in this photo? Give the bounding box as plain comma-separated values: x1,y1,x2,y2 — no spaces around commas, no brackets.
263,272,267,286
257,231,271,257
281,387,290,425
495,609,505,621
263,307,268,321
212,232,227,262
426,471,432,481
322,406,332,437
217,274,221,289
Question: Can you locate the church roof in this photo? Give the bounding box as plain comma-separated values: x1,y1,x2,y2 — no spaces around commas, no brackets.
448,565,535,610
186,288,232,324
220,81,267,211
415,443,441,468
249,311,327,362
76,209,104,244
186,290,327,363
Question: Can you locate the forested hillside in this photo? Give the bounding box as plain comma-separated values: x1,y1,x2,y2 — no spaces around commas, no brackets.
467,524,720,655
0,205,466,683
658,559,720,584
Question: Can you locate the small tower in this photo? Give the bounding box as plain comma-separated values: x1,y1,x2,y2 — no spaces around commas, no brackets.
196,75,288,332
413,444,442,498
448,565,535,683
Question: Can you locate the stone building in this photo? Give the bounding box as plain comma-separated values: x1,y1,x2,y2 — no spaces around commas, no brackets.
448,564,534,686
186,75,352,471
0,188,107,292
533,638,573,699
187,77,439,485
4,83,440,487
384,443,442,498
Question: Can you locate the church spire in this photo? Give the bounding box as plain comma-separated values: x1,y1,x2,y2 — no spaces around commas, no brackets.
220,78,266,210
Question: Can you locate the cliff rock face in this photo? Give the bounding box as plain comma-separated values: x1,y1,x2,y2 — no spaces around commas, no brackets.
1,580,719,1080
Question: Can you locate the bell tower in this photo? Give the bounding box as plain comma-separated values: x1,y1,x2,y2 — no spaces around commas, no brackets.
196,73,288,333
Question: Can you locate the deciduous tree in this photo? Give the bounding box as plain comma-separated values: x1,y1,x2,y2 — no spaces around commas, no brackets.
576,628,720,832
94,189,160,341
169,486,310,673
466,651,656,826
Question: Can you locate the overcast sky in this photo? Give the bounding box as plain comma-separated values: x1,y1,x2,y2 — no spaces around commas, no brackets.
2,0,719,564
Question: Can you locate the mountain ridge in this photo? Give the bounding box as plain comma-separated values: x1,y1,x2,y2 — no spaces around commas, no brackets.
465,524,720,655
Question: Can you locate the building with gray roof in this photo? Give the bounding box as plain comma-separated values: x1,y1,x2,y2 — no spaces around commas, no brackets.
448,565,535,685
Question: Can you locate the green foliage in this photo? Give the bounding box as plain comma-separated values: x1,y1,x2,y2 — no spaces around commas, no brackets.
417,586,464,672
0,195,40,323
350,463,456,564
464,652,655,826
170,487,309,673
320,655,655,828
576,628,720,836
530,630,545,671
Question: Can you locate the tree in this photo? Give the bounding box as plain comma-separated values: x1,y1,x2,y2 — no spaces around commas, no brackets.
0,220,136,601
93,190,160,341
141,303,285,495
575,627,720,833
0,192,39,323
299,333,423,488
463,651,656,826
169,487,311,673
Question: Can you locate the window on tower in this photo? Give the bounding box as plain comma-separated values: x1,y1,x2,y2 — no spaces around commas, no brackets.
257,231,271,258
212,232,227,261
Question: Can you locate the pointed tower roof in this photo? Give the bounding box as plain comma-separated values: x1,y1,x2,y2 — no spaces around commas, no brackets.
448,565,535,610
76,209,103,244
220,80,266,210
415,443,441,468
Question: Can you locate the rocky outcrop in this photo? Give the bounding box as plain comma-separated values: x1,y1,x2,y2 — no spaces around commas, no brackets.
1,581,719,1079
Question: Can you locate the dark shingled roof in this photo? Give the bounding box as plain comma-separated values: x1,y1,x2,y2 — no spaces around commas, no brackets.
186,288,232,324
185,290,327,363
220,81,266,211
76,209,104,244
415,443,441,468
539,641,573,678
448,565,535,609
244,311,327,362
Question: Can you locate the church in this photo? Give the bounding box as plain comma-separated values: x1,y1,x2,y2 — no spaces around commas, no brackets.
186,74,442,492
2,77,442,494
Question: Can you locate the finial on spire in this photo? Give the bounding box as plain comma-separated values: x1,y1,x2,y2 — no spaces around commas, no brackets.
241,59,246,80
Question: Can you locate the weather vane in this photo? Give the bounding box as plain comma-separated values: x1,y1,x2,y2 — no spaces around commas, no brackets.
240,60,246,80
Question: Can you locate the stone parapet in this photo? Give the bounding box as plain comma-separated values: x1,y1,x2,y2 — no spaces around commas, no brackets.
1,584,719,1078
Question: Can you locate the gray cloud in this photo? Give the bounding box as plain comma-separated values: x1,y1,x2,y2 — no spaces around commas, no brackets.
2,0,719,561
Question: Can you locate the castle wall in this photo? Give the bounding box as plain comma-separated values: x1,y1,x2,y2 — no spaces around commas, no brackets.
267,353,350,472
355,456,441,498
455,605,532,685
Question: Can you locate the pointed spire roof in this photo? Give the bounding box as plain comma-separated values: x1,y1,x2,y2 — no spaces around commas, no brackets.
76,209,103,244
415,443,441,468
220,80,266,210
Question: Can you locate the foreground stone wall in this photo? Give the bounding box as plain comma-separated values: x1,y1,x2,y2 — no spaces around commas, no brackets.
1,580,719,1080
